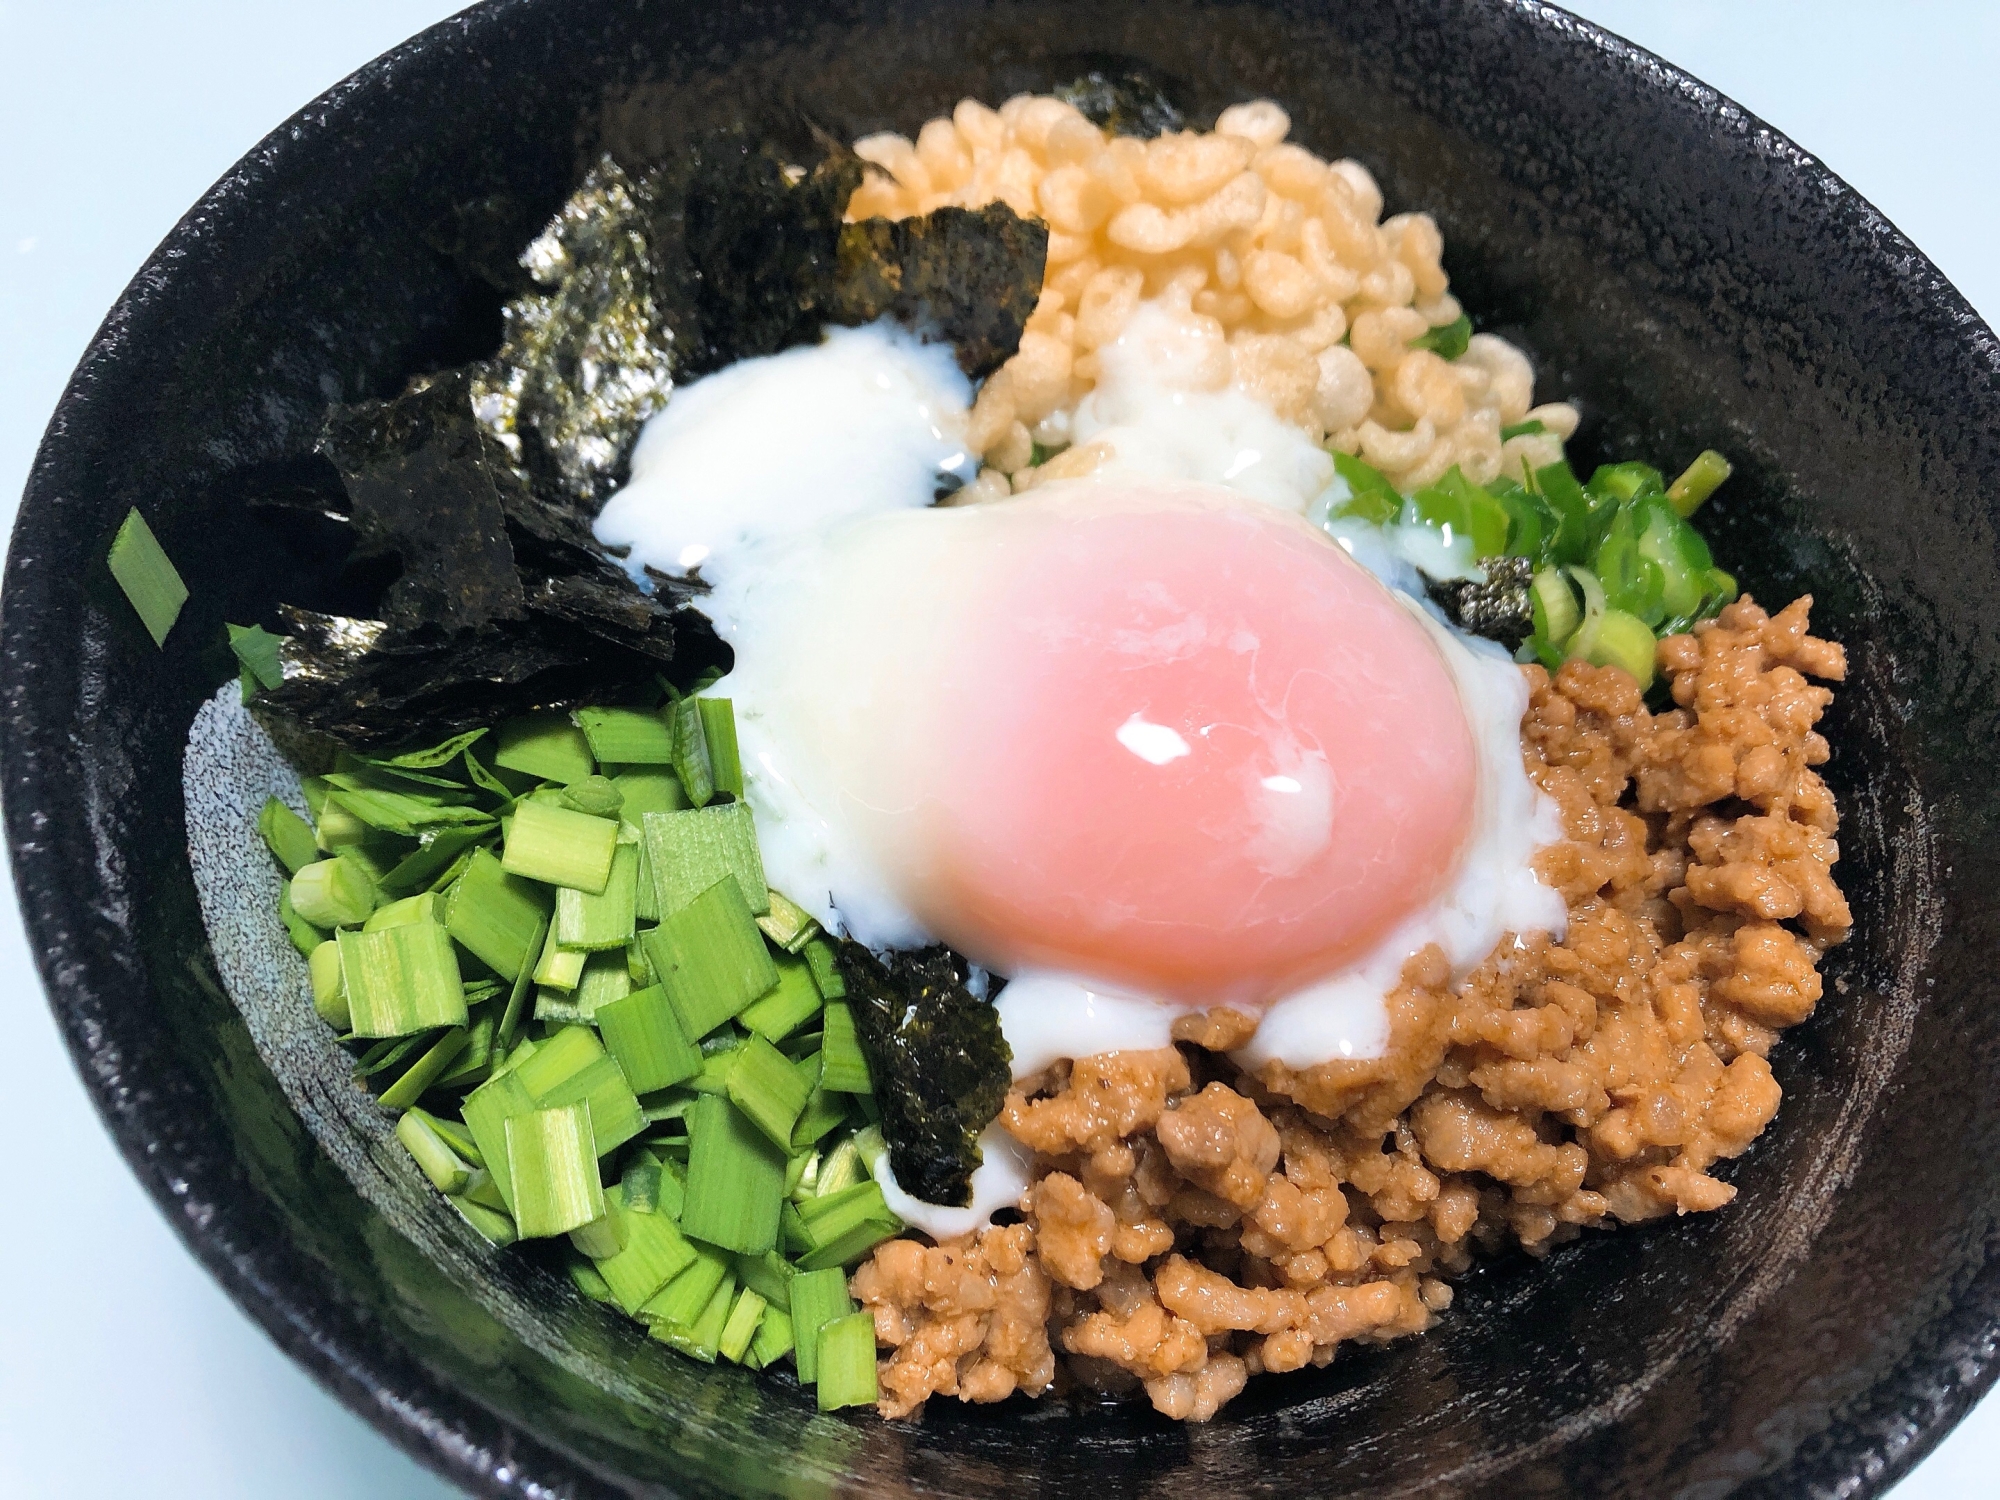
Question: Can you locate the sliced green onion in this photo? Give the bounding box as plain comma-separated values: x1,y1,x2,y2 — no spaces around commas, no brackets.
433,1012,498,1090
817,1002,873,1094
1667,448,1733,517
555,841,638,951
697,699,743,800
512,1024,645,1158
691,1044,742,1096
1408,311,1472,360
257,797,319,875
338,921,467,1038
590,1186,698,1314
574,706,676,766
1576,607,1658,689
642,874,780,1041
505,1102,606,1239
597,983,703,1095
107,508,188,647
396,1107,471,1193
814,1312,879,1410
749,1303,796,1370
494,712,596,785
665,1272,738,1363
1530,566,1581,647
642,803,770,917
755,889,820,953
378,1025,471,1110
444,848,551,982
1534,460,1597,565
309,938,349,1029
789,1266,855,1385
718,1285,768,1364
290,856,376,929
670,695,715,808
680,1093,786,1254
803,937,846,1000
324,782,493,839
738,951,823,1042
370,729,490,771
503,798,619,894
726,1033,813,1150
626,938,655,989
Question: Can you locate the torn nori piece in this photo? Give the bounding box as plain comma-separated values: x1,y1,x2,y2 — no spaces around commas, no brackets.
318,370,526,634
1428,555,1535,650
834,943,1012,1208
831,205,1051,380
472,157,676,509
1054,69,1186,138
425,192,540,297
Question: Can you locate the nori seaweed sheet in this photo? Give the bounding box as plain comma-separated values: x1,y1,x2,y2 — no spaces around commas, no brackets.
835,943,1012,1208
1054,69,1187,138
832,205,1050,379
1428,555,1536,650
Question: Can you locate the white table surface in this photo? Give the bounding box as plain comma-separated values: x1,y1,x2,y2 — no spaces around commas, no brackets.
1,3,1993,1495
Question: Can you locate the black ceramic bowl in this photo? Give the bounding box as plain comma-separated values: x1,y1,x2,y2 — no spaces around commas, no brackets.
7,1,1999,1494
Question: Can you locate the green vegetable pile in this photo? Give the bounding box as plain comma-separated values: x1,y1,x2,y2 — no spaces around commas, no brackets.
248,682,895,1408
1328,442,1738,688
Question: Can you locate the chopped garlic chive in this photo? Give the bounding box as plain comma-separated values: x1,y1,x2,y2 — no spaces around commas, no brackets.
680,1093,786,1254
573,706,676,766
414,1109,482,1166
396,1108,471,1193
570,1257,618,1304
1667,448,1733,517
814,1312,879,1410
611,770,688,821
597,983,702,1094
555,841,638,951
451,1196,518,1247
309,938,349,1030
378,1025,471,1110
734,1248,796,1312
795,1183,901,1271
817,1002,873,1094
755,888,820,953
640,1240,731,1329
505,1103,606,1239
631,836,660,925
670,695,715,808
749,1303,796,1370
355,1031,433,1080
561,774,624,818
788,1266,855,1385
814,1136,865,1199
790,1081,847,1152
106,507,188,647
568,1205,628,1261
718,1286,767,1364
503,798,619,894
444,848,551,982
279,888,327,958
533,922,588,992
496,916,545,1051
626,939,655,989
534,989,588,1027
691,1044,741,1096
324,782,493,839
362,891,442,932
512,1024,645,1157
656,1158,687,1220
337,922,468,1038
656,1272,737,1364
311,795,374,853
727,1033,813,1151
574,950,633,1020
460,1071,537,1211
780,1201,812,1257
590,1186,699,1313
642,803,770,918
379,826,487,898
621,1153,664,1215
257,797,319,875
227,622,287,697
459,1164,510,1213
642,874,780,1040
696,698,743,800
494,711,596,784
803,936,846,999
738,951,824,1042
290,856,376,929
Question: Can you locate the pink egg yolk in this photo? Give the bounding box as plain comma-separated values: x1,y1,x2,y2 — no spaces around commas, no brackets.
904,484,1480,1009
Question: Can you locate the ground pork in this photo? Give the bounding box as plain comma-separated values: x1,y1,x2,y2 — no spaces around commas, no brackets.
851,595,1848,1422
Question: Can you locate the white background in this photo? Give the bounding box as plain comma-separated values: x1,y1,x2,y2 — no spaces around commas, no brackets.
1,3,1993,1495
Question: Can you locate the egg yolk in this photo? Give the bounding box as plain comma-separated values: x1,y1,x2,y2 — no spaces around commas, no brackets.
905,483,1479,1008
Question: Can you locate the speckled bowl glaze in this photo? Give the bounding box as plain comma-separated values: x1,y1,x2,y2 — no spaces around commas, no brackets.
7,1,1999,1494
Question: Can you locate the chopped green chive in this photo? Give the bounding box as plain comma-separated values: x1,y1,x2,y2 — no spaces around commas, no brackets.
727,1033,813,1151
279,887,328,958
621,1152,664,1215
451,1197,519,1246
107,507,188,647
1667,448,1733,517
733,1248,796,1311
803,936,846,999
640,1240,731,1330
533,922,588,992
790,1081,848,1152
749,1303,796,1370
573,950,633,1020
814,1312,879,1411
611,770,688,821
378,1025,471,1110
814,1136,866,1200
494,712,596,784
755,889,820,953
503,798,619,894
309,938,349,1029
290,856,376,930
680,1093,786,1254
696,699,743,800
597,983,702,1094
738,951,823,1043
396,1108,471,1193
669,1272,738,1363
719,1285,768,1364
589,1187,698,1313
228,622,287,701
817,1002,873,1094
379,827,487,898
643,875,780,1040
574,706,676,765
643,803,769,917
570,1257,618,1304
505,1102,606,1239
789,1265,855,1384
444,848,551,982
669,694,715,808
560,775,625,819
555,841,638,951
1408,311,1472,360
496,916,544,1051
461,1069,537,1209
257,797,319,875
795,1180,901,1271
512,1025,644,1158
567,1205,628,1261
337,922,467,1038
362,890,442,932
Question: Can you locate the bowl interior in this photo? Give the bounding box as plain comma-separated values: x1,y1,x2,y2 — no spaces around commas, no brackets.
9,1,2000,1496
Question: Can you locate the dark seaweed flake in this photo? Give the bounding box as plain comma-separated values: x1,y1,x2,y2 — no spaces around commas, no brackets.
834,943,1012,1208
1428,555,1536,650
1054,70,1187,138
